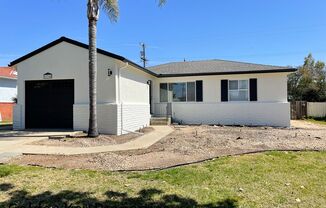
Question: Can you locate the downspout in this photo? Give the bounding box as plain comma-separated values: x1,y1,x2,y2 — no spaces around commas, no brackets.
118,62,129,135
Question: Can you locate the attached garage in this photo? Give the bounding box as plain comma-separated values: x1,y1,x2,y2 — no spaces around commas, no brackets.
25,79,74,129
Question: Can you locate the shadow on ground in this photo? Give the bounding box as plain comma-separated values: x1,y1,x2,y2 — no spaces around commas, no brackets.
0,183,238,208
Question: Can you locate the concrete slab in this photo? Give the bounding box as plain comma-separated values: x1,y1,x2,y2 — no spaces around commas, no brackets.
0,152,22,163
14,126,173,155
0,130,84,138
0,126,174,156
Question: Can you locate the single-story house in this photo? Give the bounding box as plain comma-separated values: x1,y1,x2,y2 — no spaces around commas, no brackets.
9,37,296,135
0,67,17,122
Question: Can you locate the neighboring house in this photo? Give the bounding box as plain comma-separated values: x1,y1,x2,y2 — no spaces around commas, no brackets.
0,67,17,122
9,37,296,135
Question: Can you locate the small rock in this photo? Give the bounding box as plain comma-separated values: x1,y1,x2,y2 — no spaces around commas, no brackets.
300,185,305,189
238,188,244,192
236,136,242,140
124,184,130,187
296,198,301,203
315,137,322,140
285,183,291,186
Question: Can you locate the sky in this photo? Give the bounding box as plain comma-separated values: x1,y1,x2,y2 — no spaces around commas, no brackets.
0,0,326,67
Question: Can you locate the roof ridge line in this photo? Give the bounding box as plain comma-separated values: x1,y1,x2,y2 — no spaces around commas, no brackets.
149,59,288,69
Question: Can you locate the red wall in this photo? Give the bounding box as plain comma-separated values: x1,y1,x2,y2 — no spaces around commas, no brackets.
0,102,14,121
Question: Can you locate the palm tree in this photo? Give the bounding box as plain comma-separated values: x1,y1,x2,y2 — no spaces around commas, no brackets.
87,0,166,137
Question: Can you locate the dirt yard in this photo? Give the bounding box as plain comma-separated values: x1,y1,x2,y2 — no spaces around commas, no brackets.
30,127,154,147
10,120,326,171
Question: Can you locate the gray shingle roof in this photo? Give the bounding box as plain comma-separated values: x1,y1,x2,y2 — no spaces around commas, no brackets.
148,59,296,77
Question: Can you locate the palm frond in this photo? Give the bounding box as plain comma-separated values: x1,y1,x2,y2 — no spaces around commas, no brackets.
99,0,119,22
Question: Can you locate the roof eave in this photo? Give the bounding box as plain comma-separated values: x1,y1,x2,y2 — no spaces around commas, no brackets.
8,37,158,77
157,68,297,77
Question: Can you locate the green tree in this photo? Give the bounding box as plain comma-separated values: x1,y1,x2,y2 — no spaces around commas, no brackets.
288,54,326,102
87,0,166,137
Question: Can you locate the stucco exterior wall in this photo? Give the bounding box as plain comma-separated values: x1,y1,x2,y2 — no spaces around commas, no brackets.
155,102,290,127
152,73,288,103
13,41,119,130
12,38,292,132
13,41,153,134
73,103,119,135
152,72,291,127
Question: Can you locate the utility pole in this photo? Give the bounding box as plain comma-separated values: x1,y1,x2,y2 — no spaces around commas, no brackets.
140,43,148,68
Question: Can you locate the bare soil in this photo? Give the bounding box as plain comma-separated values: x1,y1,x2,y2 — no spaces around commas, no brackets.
10,121,326,171
30,127,154,147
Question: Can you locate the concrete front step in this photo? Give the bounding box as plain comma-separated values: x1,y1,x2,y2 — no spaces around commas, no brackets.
150,117,171,125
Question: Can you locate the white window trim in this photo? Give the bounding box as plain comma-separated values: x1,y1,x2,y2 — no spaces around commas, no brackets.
228,79,250,102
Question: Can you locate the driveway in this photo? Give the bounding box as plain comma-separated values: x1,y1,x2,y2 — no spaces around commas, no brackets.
0,130,82,163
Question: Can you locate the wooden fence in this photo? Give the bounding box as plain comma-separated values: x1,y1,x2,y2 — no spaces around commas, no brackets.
291,101,307,119
291,101,326,119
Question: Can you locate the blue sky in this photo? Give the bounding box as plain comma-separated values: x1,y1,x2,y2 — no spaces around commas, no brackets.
0,0,325,67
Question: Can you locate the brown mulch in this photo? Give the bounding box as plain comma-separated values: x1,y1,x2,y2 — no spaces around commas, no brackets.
10,121,326,171
29,127,154,147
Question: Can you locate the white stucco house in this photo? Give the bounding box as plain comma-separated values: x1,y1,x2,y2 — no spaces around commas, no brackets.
9,37,296,135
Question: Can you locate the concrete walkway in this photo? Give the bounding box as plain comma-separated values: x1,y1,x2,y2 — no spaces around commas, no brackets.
0,126,173,157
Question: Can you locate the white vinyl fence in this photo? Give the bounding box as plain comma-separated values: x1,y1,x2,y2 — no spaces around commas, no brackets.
307,102,326,117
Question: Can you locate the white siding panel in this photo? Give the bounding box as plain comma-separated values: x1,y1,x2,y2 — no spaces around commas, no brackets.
117,103,150,135
307,102,326,117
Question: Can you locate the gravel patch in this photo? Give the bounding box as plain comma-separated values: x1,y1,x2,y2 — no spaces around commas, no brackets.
30,127,154,147
10,121,326,171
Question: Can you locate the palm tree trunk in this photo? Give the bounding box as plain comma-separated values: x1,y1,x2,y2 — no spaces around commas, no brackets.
87,1,99,137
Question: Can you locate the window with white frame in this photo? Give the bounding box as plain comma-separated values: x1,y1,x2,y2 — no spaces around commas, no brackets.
160,82,196,102
228,80,249,101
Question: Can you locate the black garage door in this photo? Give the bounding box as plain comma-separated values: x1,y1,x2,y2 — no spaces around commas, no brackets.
25,79,74,129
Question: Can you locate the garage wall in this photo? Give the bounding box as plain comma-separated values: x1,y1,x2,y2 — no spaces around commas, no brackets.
14,41,119,130
73,103,119,135
12,40,155,134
